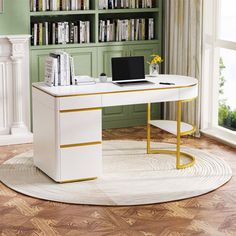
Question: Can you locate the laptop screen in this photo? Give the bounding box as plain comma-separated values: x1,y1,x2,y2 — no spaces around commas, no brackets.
111,56,145,81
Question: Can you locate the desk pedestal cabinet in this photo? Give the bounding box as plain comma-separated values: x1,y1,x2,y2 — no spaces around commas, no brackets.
33,89,102,182
32,75,198,183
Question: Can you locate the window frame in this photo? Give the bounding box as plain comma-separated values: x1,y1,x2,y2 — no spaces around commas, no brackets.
201,0,236,147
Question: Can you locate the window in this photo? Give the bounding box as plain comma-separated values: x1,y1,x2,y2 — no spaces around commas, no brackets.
201,0,236,145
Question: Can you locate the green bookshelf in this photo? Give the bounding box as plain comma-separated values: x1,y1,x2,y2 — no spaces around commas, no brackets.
30,0,163,129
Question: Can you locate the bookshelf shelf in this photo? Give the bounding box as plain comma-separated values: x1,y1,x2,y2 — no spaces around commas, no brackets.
29,0,163,129
30,39,161,50
30,10,96,16
97,8,160,14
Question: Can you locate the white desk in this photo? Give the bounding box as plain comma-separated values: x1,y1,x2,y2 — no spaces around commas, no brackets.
32,75,198,182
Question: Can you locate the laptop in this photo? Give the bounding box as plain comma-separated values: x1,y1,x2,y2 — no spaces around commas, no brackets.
111,56,154,86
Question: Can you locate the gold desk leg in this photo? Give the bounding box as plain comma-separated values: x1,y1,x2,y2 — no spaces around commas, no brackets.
147,103,151,154
146,101,195,169
176,100,181,168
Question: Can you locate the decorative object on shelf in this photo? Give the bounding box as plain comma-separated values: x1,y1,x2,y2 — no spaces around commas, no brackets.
0,0,3,13
99,72,107,82
147,54,163,76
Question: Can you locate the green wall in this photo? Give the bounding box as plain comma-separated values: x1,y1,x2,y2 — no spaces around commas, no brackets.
0,0,29,35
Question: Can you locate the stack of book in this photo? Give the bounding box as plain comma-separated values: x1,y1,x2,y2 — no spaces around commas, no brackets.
45,51,75,86
30,0,90,11
31,21,90,46
99,0,154,9
99,18,154,42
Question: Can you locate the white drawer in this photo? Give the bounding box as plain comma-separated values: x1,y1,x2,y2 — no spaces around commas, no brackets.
179,84,198,101
59,109,101,145
59,94,102,110
102,89,180,107
60,144,102,181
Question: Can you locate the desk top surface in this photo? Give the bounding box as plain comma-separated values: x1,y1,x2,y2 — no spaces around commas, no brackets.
33,75,198,97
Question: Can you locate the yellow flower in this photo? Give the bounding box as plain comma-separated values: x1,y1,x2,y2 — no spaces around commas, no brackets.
148,54,163,65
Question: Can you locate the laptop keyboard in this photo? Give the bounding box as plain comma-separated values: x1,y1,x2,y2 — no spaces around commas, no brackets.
115,81,155,86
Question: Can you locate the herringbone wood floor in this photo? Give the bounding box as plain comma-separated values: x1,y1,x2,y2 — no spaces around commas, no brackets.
0,126,236,236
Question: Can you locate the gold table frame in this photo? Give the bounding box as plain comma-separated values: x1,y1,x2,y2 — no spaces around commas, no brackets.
147,98,197,169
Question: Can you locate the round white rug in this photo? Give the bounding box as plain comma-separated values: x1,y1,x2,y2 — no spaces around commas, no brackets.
0,141,232,206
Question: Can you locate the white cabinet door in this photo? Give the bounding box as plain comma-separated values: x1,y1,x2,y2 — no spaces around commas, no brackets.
60,109,102,145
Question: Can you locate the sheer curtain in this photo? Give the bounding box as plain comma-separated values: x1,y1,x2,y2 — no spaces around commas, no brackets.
164,0,203,136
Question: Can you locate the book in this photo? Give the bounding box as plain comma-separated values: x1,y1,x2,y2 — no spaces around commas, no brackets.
70,56,75,85
45,56,58,86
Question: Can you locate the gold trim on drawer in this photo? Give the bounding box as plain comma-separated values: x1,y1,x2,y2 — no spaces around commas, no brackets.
58,177,97,183
60,141,102,149
60,107,101,113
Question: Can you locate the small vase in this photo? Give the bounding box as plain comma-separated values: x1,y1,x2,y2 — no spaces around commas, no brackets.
149,63,159,76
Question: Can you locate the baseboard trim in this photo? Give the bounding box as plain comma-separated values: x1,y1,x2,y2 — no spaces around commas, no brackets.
0,133,33,146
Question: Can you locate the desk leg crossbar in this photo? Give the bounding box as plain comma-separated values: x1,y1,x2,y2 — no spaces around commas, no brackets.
147,101,196,169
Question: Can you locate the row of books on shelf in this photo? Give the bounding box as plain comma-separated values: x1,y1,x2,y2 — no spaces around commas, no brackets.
45,52,75,86
99,0,154,9
99,18,154,42
30,0,90,12
31,21,90,46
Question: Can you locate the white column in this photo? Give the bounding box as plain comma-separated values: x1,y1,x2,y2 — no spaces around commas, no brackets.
10,52,28,134
0,35,32,145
